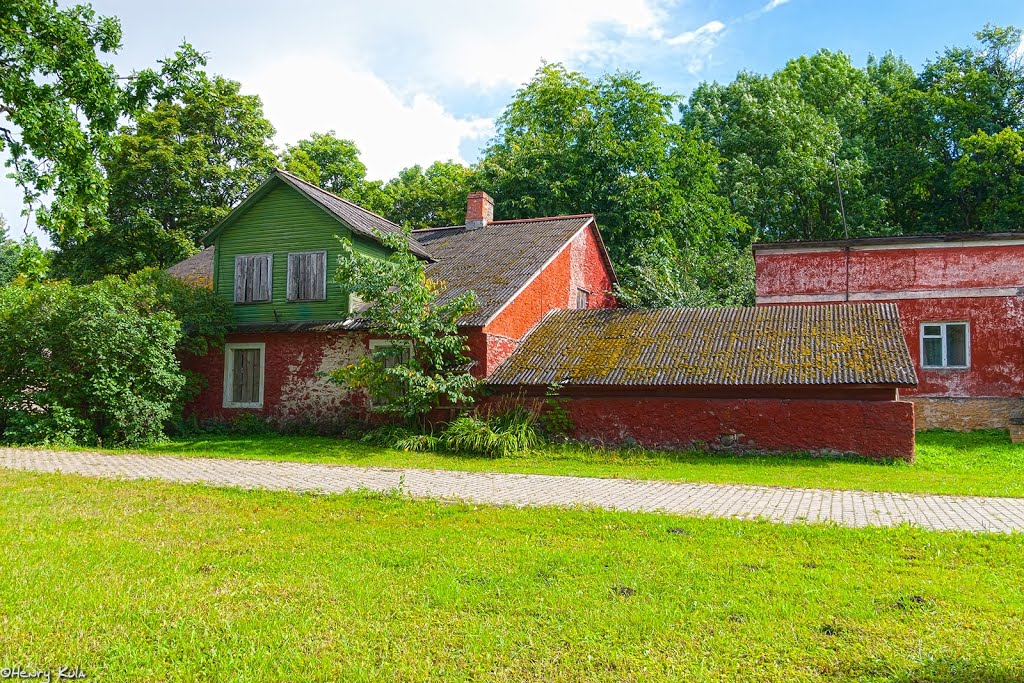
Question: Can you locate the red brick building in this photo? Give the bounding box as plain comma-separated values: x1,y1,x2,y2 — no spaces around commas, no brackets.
171,170,918,459
487,305,917,460
754,234,1024,430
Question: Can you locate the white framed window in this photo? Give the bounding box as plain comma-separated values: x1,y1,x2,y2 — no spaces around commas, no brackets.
287,251,327,302
368,339,413,407
223,342,266,408
575,288,590,309
234,254,273,303
920,322,970,369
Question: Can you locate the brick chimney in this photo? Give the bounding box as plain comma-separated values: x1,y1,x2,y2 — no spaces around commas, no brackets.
465,191,494,230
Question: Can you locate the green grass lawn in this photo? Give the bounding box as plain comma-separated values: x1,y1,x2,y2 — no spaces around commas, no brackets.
80,429,1024,498
1,469,1022,682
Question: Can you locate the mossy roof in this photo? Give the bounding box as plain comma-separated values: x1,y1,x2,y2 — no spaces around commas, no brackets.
165,246,214,288
487,304,917,387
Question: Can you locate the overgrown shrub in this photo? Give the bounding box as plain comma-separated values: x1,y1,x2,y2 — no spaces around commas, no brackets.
0,271,229,446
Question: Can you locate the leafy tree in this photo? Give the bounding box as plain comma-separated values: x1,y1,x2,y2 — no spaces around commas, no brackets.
281,131,367,196
479,63,749,304
684,53,880,241
330,232,478,423
913,24,1024,231
0,217,15,285
51,74,278,281
383,161,477,228
1,0,202,240
952,127,1024,231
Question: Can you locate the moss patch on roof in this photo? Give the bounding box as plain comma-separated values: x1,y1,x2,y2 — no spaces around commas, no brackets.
488,304,917,387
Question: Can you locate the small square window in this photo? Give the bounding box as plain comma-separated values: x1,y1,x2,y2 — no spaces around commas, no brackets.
223,343,265,408
920,322,969,369
575,288,590,309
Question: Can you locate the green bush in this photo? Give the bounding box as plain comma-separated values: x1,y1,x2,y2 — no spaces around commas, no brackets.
365,406,545,458
0,272,229,446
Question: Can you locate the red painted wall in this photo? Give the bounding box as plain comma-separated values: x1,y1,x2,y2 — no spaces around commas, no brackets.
755,243,1024,398
550,395,915,460
183,331,370,425
756,244,1024,298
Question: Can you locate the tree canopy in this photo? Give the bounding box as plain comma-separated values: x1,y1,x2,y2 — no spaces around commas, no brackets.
1,0,202,241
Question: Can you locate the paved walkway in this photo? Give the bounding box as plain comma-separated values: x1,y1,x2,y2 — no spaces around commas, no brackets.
2,447,1023,533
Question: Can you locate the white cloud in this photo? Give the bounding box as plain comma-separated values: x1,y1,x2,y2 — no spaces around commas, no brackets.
665,20,727,73
242,55,493,181
666,20,726,46
761,0,791,13
321,0,669,90
1013,33,1024,60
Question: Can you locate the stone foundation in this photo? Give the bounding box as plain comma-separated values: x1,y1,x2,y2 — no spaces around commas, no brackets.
909,397,1024,431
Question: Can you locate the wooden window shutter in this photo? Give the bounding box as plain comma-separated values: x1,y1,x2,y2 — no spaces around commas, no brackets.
287,251,326,301
235,255,272,303
231,348,261,403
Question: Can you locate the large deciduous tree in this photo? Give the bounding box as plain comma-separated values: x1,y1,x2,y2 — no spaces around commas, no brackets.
382,161,477,229
479,63,750,306
52,74,278,281
1,0,202,240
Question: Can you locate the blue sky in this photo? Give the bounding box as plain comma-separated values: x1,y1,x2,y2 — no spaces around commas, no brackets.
4,0,1024,243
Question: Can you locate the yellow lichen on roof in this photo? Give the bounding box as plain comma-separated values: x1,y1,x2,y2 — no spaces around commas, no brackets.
488,304,917,388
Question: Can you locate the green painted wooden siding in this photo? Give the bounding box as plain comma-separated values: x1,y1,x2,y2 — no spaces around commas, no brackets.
214,183,388,323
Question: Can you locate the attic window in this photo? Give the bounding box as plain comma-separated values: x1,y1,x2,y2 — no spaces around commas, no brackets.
575,288,590,309
287,251,327,302
234,254,273,303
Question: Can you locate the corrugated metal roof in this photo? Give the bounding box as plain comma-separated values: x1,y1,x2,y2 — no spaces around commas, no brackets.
414,216,594,326
165,247,214,288
488,304,917,387
231,319,369,333
274,169,434,260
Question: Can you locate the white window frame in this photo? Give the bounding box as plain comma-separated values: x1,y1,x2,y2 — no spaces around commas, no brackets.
367,339,413,408
286,250,328,302
223,342,266,408
575,288,591,309
234,253,274,304
920,321,970,370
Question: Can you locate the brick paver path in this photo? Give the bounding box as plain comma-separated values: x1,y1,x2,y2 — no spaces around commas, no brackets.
2,448,1023,533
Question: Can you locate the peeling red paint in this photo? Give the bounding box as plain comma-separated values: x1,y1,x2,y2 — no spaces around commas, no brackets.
183,331,369,425
755,243,1024,401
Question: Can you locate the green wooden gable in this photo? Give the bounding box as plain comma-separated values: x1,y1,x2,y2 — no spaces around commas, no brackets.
206,172,394,324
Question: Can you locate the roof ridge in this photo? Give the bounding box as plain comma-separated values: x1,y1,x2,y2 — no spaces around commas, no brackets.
488,214,594,225
273,168,402,229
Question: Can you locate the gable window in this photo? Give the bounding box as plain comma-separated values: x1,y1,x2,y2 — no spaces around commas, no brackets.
223,343,266,408
921,322,969,369
234,254,273,303
287,251,327,302
575,288,591,309
368,339,413,407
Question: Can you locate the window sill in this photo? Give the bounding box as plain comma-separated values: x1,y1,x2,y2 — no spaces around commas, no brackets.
920,366,970,371
223,403,264,409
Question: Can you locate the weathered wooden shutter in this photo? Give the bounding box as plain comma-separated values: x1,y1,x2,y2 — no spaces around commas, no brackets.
287,251,326,301
231,348,261,403
235,255,272,303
